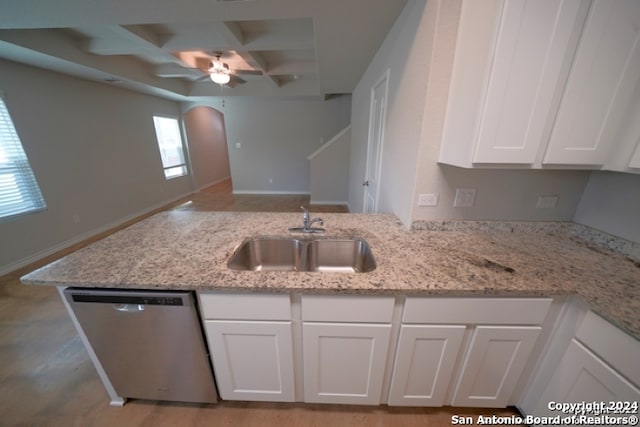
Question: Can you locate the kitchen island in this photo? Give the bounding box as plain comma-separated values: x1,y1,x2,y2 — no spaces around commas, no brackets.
20,211,640,412
21,210,640,339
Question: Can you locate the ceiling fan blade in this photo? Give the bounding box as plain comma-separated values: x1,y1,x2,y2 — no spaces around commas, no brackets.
227,74,246,87
233,69,263,76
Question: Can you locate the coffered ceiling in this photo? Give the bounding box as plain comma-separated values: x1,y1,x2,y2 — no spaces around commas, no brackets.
0,0,408,100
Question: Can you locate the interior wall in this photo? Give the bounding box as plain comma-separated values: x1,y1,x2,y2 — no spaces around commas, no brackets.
349,0,591,226
410,0,592,225
0,59,191,274
309,127,350,205
193,96,351,194
573,172,640,243
348,0,433,225
183,106,231,190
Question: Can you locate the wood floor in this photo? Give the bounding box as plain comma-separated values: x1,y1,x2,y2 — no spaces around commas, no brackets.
0,180,524,426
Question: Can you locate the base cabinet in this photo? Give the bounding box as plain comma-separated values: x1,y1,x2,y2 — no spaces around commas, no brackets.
198,292,295,402
535,339,639,413
527,310,640,418
204,320,295,402
451,326,541,407
302,322,391,405
387,325,466,406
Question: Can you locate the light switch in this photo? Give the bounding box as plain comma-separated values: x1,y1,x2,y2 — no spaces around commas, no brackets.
235,142,242,149
454,188,476,207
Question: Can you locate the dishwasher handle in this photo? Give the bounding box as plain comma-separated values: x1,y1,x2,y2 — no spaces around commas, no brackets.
113,304,145,313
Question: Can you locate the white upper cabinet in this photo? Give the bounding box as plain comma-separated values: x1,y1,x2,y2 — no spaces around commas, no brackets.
544,0,640,166
473,0,588,164
439,0,640,173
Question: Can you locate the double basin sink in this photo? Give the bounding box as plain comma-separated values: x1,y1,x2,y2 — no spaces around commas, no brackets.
227,237,376,273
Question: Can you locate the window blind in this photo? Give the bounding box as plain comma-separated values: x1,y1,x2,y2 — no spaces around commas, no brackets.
0,96,47,222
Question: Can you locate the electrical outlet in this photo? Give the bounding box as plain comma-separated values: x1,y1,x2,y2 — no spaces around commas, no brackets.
537,195,558,209
418,193,439,207
235,142,242,149
72,214,81,224
454,188,476,207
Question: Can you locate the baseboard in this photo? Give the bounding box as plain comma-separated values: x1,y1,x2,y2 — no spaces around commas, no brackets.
309,200,349,206
1,192,194,277
195,175,231,192
233,190,310,196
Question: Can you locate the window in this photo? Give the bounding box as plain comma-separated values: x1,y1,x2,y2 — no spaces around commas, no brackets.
0,95,46,222
152,116,188,179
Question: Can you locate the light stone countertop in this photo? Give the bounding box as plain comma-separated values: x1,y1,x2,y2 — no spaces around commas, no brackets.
21,211,640,339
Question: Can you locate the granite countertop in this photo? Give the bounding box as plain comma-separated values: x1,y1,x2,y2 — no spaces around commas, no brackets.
21,211,640,339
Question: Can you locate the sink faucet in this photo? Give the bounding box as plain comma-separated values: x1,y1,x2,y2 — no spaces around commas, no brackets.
290,206,324,233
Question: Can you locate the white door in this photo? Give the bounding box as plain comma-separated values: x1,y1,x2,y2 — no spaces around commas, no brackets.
363,70,389,213
535,339,640,416
388,325,466,406
452,325,541,407
303,322,391,405
204,320,295,402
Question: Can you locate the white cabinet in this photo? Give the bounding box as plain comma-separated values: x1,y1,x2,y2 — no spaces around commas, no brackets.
451,325,541,407
534,339,639,412
439,0,640,172
301,295,394,405
527,310,640,418
389,297,552,408
302,322,392,405
199,293,296,402
472,0,588,164
544,0,640,166
387,325,465,406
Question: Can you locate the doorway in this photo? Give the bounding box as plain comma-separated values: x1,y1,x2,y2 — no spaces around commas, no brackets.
183,106,232,191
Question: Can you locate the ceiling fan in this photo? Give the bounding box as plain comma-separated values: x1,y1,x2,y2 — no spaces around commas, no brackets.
199,52,261,87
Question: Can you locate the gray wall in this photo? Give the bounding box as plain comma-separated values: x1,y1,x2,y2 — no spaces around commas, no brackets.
0,59,191,274
184,106,231,190
203,96,351,194
309,127,350,205
574,172,640,243
349,0,433,223
350,0,592,226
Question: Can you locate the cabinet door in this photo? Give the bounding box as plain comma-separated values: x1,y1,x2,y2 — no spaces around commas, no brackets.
452,325,541,407
535,339,640,416
544,0,640,165
388,325,466,406
473,0,589,164
204,320,295,402
302,322,391,405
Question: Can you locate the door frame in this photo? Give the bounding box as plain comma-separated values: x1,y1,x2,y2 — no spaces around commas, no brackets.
363,69,390,213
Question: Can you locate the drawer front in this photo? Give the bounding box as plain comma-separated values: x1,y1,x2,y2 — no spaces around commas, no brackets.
302,295,395,323
402,297,552,325
198,292,291,320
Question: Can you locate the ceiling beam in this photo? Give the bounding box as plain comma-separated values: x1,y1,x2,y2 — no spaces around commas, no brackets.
237,51,280,88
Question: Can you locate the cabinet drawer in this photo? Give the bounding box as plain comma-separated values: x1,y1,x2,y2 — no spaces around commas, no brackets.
403,297,552,325
198,292,291,320
302,295,395,323
576,311,640,387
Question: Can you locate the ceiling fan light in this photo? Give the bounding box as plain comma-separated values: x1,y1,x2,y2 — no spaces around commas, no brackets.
209,59,231,85
210,71,230,85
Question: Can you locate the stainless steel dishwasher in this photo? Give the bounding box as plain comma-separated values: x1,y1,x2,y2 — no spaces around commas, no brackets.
63,288,218,404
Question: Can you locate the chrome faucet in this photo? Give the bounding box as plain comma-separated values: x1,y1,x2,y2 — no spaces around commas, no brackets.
289,206,325,233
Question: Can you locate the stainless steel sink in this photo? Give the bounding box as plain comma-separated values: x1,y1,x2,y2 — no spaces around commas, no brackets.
226,238,304,272
227,237,376,273
306,239,376,273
